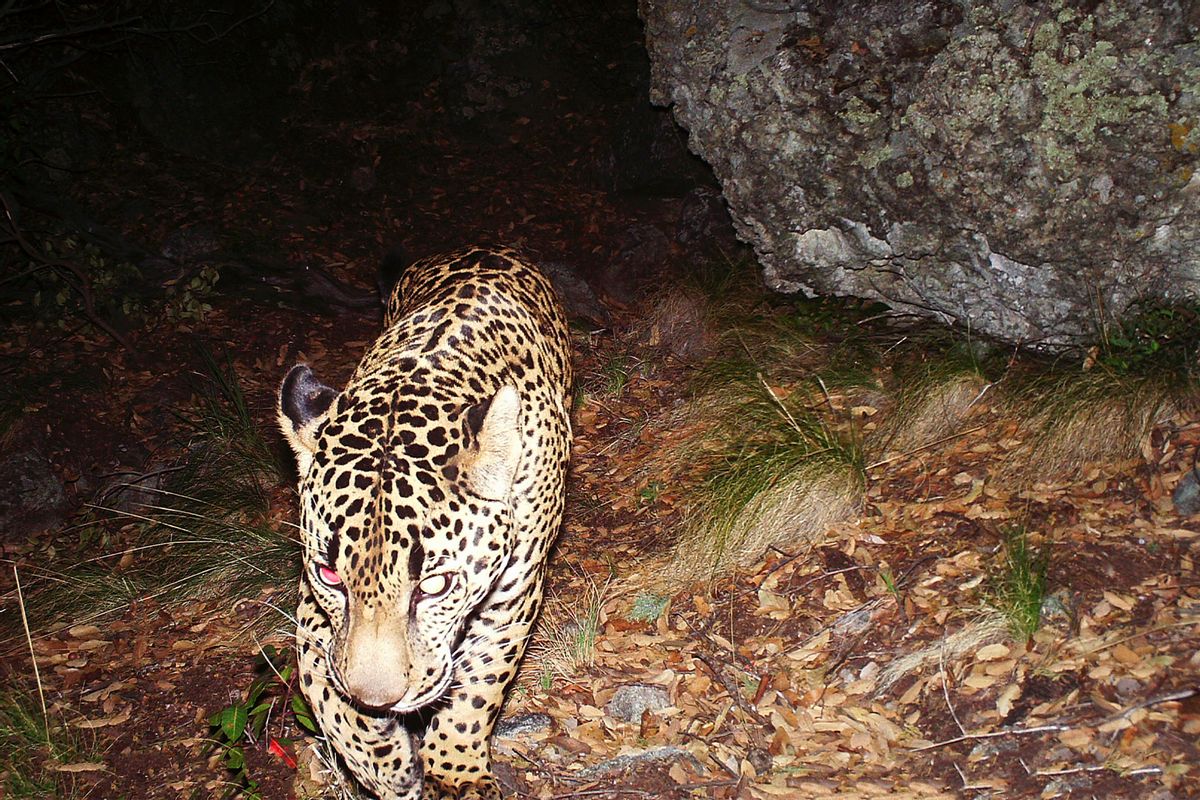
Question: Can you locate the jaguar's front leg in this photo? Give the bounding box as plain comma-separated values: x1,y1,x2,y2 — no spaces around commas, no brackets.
418,569,546,799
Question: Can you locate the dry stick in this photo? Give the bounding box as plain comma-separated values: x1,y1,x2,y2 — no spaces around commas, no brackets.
952,762,993,792
548,791,652,799
865,424,989,470
939,635,967,737
909,723,1068,752
677,779,741,791
512,747,560,783
694,652,769,726
1079,619,1200,658
0,191,137,353
1032,764,1162,779
757,373,807,437
1102,688,1197,724
13,564,50,741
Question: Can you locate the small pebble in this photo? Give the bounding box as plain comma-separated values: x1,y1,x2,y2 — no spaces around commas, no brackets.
1172,468,1200,516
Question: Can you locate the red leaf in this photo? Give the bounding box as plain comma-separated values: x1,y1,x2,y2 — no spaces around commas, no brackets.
268,738,297,769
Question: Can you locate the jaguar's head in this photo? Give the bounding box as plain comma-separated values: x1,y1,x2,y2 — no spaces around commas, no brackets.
279,364,522,711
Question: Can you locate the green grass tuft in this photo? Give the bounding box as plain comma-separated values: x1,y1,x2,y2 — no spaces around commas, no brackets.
667,372,865,585
987,526,1050,643
15,349,298,632
0,682,97,799
589,353,634,398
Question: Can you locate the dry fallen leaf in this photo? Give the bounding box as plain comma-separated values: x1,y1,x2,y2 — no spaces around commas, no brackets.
75,707,131,729
54,762,107,773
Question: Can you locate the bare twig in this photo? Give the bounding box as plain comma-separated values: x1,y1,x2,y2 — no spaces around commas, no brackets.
909,723,1068,752
694,651,769,726
939,635,966,737
13,564,49,740
865,424,988,470
0,191,136,352
548,789,652,799
952,762,994,791
1029,763,1162,779
677,779,741,791
1102,688,1197,725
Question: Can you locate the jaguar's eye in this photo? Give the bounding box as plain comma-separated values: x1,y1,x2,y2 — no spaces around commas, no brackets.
316,564,343,589
417,573,451,598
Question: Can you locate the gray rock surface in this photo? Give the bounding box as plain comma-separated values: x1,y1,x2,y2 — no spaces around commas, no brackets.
576,745,698,780
604,683,672,722
1172,466,1200,516
639,0,1200,348
493,712,553,738
0,421,68,541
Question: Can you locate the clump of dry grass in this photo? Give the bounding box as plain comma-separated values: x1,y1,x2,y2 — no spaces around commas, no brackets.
293,737,365,800
669,466,862,588
1001,370,1176,484
615,274,885,592
865,332,999,459
525,577,609,689
640,373,865,591
6,349,297,637
873,610,1009,696
1000,299,1200,483
632,287,718,362
872,371,990,456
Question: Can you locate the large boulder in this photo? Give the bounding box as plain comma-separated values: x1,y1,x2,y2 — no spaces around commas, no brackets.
639,0,1200,348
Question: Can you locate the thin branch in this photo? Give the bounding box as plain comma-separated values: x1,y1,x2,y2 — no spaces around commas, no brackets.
909,723,1068,752
865,424,988,470
13,564,49,740
1102,688,1197,725
694,651,769,726
1030,763,1162,779
939,635,966,737
0,14,143,51
0,191,136,352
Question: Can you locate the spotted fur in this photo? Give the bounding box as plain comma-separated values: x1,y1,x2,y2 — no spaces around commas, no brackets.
279,247,572,799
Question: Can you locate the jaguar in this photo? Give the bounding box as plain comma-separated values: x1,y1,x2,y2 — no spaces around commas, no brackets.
278,246,573,799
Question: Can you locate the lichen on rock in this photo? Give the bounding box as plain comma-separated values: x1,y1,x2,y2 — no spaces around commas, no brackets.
639,0,1200,348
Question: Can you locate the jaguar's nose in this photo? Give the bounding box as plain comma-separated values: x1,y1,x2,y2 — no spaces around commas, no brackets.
341,617,413,709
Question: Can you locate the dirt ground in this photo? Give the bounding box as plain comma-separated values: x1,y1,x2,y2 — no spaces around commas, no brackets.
1,9,1198,800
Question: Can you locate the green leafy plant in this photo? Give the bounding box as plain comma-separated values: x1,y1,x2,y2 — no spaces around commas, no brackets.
1097,299,1200,382
165,265,221,322
987,526,1050,643
2,231,146,352
637,480,663,506
628,592,669,623
878,567,901,606
209,646,315,799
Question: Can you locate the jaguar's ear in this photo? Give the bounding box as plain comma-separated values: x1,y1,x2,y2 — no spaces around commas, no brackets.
279,364,337,475
462,384,521,501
